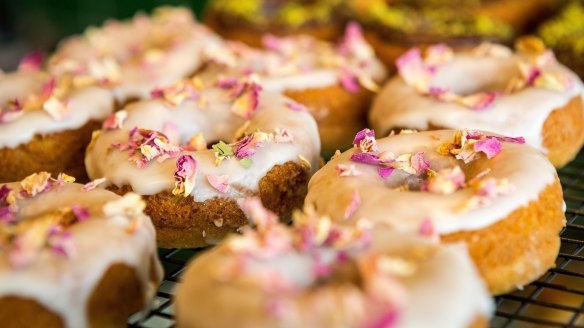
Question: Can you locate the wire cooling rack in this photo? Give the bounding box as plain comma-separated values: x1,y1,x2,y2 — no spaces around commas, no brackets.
129,153,584,328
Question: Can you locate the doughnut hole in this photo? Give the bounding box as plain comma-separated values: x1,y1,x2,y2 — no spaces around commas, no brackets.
0,120,101,183
108,161,309,248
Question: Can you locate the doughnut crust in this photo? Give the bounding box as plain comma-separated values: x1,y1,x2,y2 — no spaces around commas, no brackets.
442,179,565,295
0,120,101,183
542,96,584,167
0,262,160,328
108,161,308,248
284,85,374,155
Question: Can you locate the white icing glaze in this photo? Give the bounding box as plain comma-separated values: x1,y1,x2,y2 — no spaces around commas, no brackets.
370,52,584,152
199,35,387,93
0,183,162,328
85,88,321,203
0,71,115,148
175,230,493,328
306,130,558,234
49,8,224,103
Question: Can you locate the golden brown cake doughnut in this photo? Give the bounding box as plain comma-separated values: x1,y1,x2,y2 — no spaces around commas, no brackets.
175,198,493,328
369,39,584,167
306,129,565,295
85,77,321,248
203,0,344,47
200,23,387,155
0,59,115,182
0,172,161,328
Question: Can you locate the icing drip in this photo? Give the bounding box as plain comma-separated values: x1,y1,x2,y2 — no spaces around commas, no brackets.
0,71,114,148
175,200,493,328
199,24,387,93
48,7,225,103
85,86,321,203
370,44,584,152
306,130,558,234
0,181,161,328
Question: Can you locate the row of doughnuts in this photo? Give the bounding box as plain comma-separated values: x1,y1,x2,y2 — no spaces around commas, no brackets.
0,3,581,328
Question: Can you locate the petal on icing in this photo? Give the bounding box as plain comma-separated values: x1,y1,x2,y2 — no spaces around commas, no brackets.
71,204,90,221
231,82,262,119
411,152,430,174
102,110,127,130
184,132,207,151
82,178,106,192
396,48,432,93
496,135,526,144
20,172,52,197
286,101,308,112
425,44,453,66
473,137,502,159
457,92,498,110
351,153,384,165
18,50,44,72
336,164,362,177
344,190,361,220
378,167,395,179
43,96,70,120
207,175,230,193
274,128,294,143
339,70,361,93
172,154,198,197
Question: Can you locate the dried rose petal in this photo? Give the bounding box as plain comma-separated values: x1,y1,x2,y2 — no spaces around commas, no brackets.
172,154,198,197
286,101,307,112
20,172,52,197
344,190,361,220
339,70,360,93
18,50,44,72
351,153,384,165
411,152,430,174
457,92,498,111
336,164,362,177
337,22,372,60
184,132,207,151
425,44,453,66
230,82,262,119
102,110,127,130
378,167,395,179
82,178,106,192
496,136,525,144
473,137,502,159
207,175,230,193
71,204,90,221
396,48,433,93
274,128,293,143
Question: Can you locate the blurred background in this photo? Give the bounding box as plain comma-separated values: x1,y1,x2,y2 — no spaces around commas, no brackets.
0,0,209,70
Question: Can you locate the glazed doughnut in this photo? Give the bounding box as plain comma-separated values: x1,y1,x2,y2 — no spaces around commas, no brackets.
306,129,565,295
175,198,493,328
370,39,584,167
0,172,161,328
203,0,343,47
345,0,516,69
0,63,115,182
85,76,321,248
48,7,223,105
201,23,387,154
539,1,584,79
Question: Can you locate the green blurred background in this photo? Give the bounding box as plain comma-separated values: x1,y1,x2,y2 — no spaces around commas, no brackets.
0,0,210,70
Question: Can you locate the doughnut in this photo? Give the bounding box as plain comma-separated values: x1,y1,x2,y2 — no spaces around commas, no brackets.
203,0,343,47
539,1,584,79
345,0,517,69
0,172,161,328
306,129,565,295
369,38,584,167
200,23,387,154
175,198,493,328
48,6,223,106
0,61,115,182
85,76,321,248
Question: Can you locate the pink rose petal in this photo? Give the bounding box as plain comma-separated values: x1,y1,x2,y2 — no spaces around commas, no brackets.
71,204,90,221
378,167,395,179
102,111,127,130
285,101,307,112
496,136,525,144
396,48,433,92
172,154,198,197
339,70,360,93
411,152,430,174
207,175,230,193
82,178,106,192
457,92,498,110
336,164,362,177
344,190,361,220
18,50,44,72
473,137,502,159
